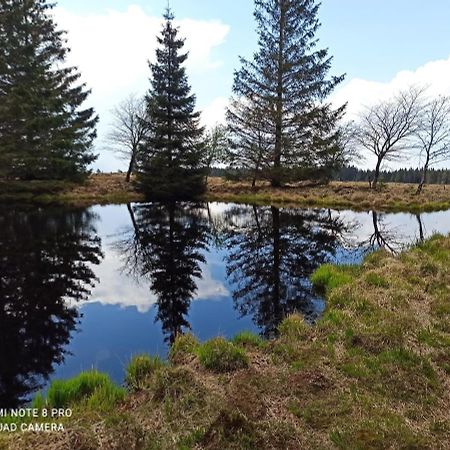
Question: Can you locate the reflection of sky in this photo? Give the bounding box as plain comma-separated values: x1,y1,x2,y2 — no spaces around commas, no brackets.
52,204,450,388
70,204,230,313
330,209,450,253
83,251,229,313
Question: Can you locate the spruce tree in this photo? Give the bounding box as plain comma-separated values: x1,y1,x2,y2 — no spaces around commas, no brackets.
228,0,345,187
138,9,206,199
117,203,209,344
0,0,98,181
0,206,102,406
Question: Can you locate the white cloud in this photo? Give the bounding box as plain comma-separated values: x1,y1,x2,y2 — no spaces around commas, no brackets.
52,5,230,171
54,5,230,95
332,55,450,169
333,55,450,119
201,96,229,129
76,252,229,314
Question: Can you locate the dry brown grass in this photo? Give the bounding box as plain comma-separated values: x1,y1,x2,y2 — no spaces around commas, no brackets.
59,173,144,205
207,177,450,211
3,174,449,211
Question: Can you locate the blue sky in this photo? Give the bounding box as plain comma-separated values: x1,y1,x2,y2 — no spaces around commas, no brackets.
55,1,450,171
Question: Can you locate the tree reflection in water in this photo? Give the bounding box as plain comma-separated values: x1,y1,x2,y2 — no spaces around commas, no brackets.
118,203,209,344
223,206,347,337
0,207,103,407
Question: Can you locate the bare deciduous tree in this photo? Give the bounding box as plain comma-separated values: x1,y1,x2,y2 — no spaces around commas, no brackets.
335,121,362,169
355,87,424,189
416,95,450,194
204,124,228,184
106,94,148,182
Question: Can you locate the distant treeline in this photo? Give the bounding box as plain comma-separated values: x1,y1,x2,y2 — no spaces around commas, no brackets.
209,166,450,185
334,166,450,185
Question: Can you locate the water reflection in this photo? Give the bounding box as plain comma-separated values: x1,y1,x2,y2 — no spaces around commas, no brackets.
115,203,209,343
0,207,103,407
222,206,348,337
1,202,449,407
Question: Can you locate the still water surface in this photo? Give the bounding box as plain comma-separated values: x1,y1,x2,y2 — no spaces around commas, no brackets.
1,202,449,407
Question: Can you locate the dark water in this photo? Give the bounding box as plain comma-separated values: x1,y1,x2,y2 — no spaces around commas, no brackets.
1,202,449,407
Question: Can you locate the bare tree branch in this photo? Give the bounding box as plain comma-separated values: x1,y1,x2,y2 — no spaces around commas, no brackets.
105,94,149,182
416,95,450,193
354,86,424,189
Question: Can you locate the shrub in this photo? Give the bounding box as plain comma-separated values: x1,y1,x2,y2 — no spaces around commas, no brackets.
197,338,248,372
125,354,166,391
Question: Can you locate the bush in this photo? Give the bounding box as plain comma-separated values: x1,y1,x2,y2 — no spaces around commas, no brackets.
125,354,166,391
46,371,124,409
197,338,248,373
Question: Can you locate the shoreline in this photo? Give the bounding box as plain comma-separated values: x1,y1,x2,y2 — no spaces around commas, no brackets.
2,234,449,449
1,174,450,212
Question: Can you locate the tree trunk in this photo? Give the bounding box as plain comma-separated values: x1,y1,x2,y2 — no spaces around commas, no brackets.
416,214,424,242
372,157,382,189
272,5,285,188
252,144,263,188
271,206,280,303
416,155,430,195
126,150,136,183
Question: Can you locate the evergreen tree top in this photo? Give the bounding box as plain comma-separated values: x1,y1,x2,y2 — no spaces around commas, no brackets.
0,0,98,181
163,6,175,22
137,6,206,199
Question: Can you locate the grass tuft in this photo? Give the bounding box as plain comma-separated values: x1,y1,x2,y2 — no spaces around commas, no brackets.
45,371,124,410
232,331,264,348
197,337,249,372
278,314,310,340
125,354,166,391
169,333,200,364
311,264,357,293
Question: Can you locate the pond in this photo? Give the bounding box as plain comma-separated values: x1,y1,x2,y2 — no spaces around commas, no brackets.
1,202,450,407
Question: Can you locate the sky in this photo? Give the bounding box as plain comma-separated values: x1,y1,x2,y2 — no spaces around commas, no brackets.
54,0,450,172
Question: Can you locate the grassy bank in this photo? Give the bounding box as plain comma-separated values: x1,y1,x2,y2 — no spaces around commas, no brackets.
2,235,449,449
207,177,450,212
0,174,144,205
1,175,450,211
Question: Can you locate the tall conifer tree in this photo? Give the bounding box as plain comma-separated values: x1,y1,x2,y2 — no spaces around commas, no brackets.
137,8,206,199
228,0,345,186
0,0,98,180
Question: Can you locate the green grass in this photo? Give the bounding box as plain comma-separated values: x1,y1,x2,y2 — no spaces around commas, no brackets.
197,337,249,372
311,264,357,293
44,370,125,410
232,331,264,348
169,333,200,363
278,314,310,340
125,354,166,391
